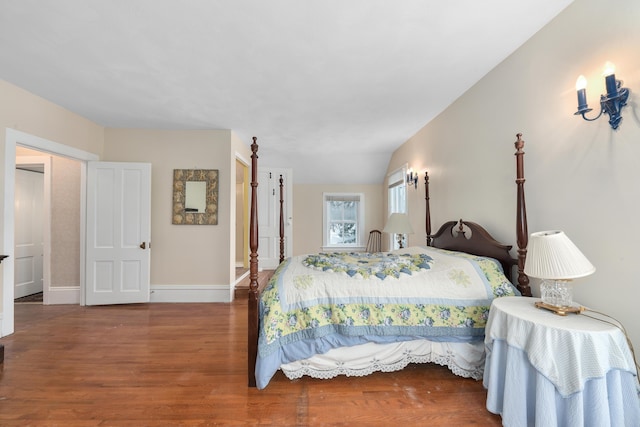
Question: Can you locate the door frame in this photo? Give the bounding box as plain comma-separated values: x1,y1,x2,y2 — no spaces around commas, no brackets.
15,156,51,302
235,153,250,270
258,167,293,269
2,128,98,337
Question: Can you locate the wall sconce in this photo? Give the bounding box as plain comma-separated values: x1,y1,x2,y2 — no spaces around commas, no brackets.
406,168,418,189
575,62,630,130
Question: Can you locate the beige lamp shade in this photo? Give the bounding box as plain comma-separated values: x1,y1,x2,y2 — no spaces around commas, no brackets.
524,230,595,280
383,213,414,235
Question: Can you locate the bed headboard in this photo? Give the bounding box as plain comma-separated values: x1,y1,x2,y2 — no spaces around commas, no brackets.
430,219,518,284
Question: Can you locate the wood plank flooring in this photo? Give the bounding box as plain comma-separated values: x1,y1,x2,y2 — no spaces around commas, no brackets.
0,287,502,426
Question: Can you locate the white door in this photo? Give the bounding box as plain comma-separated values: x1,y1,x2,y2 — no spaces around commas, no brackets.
14,168,44,299
257,168,292,268
85,162,151,305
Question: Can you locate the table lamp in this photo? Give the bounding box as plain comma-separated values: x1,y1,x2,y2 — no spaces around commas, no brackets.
383,213,413,249
524,230,595,315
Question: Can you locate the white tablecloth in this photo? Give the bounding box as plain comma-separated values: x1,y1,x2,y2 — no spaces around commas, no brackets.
483,296,640,427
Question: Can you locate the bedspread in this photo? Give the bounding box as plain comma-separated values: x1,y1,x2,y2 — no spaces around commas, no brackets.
256,246,518,388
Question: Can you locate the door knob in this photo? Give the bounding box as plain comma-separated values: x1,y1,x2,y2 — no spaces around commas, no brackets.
140,242,146,249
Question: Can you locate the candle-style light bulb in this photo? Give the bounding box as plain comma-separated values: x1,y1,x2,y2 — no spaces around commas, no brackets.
575,75,589,113
603,62,618,97
603,61,616,77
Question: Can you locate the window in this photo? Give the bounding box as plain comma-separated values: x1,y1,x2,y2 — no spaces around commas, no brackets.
387,167,408,250
323,193,365,250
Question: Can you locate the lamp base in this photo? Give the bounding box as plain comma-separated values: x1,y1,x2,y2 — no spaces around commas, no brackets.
540,279,573,307
534,301,583,316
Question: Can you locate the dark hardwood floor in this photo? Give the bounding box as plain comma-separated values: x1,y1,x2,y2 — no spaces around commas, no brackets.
0,281,502,426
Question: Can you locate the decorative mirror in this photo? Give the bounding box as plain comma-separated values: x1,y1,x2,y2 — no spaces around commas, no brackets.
172,169,219,225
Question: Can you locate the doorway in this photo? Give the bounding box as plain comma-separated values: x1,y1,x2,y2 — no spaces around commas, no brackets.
14,159,46,304
256,167,293,269
14,148,82,306
235,158,249,283
2,128,98,337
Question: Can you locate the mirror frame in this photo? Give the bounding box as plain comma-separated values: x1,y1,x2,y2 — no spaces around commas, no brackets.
172,169,219,225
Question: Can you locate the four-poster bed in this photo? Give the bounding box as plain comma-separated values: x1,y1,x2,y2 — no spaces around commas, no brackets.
248,134,531,388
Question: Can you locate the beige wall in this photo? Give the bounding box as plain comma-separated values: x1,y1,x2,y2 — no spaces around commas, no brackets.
293,184,384,255
387,0,640,353
1,80,104,330
103,128,244,287
0,81,105,157
0,80,104,251
50,156,81,287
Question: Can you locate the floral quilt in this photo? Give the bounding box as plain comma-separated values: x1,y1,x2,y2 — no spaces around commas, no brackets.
302,251,433,279
255,246,518,388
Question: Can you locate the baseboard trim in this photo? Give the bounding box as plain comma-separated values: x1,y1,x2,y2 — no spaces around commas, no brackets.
150,284,232,303
235,270,250,284
36,284,235,304
45,286,81,305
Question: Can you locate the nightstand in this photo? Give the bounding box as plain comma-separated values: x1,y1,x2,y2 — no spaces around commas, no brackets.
483,296,639,427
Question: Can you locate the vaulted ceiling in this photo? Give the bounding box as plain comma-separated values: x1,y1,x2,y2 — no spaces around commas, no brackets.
0,0,573,183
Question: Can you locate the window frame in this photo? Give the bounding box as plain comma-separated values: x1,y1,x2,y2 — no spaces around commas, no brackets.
322,192,366,251
387,165,409,250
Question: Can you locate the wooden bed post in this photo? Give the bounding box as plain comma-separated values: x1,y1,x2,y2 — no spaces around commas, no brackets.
424,172,432,246
514,133,531,296
279,174,285,264
248,137,259,387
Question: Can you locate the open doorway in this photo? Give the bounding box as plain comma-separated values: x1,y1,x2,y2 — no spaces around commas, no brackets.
3,129,98,338
14,148,82,306
14,157,47,304
235,158,249,283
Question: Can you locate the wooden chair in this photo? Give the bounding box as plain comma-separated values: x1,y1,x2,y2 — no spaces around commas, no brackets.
366,229,382,253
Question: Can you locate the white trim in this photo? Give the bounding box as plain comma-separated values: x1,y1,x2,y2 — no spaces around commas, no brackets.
8,129,100,162
46,286,81,305
17,284,241,305
150,284,232,303
79,163,87,306
3,133,17,336
322,192,366,249
3,128,98,337
11,284,237,305
16,156,52,305
387,163,409,187
234,151,250,169
321,245,366,252
235,270,249,284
